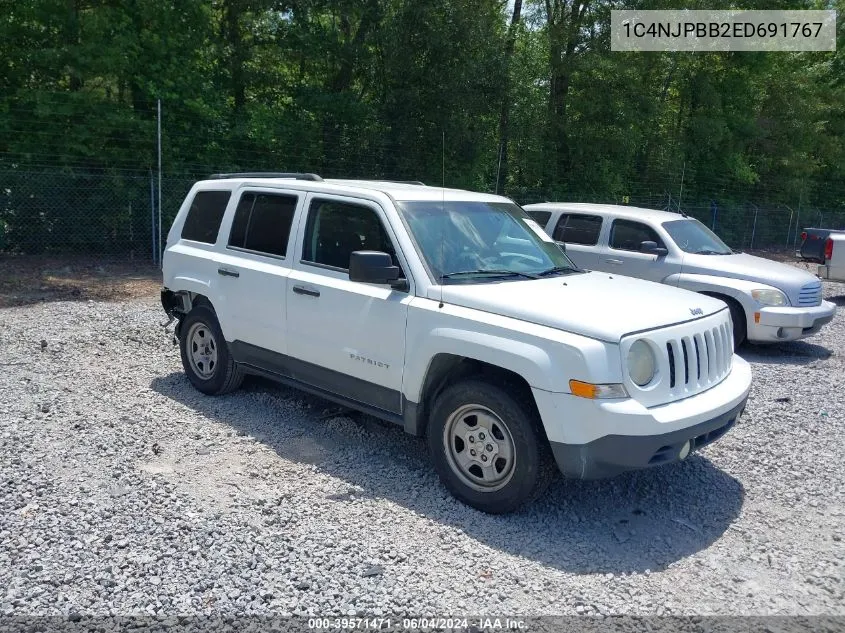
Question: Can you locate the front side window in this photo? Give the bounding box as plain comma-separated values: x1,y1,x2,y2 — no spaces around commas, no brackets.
181,190,231,244
396,200,578,283
609,219,663,252
552,213,603,245
228,192,297,257
662,219,733,255
302,200,399,271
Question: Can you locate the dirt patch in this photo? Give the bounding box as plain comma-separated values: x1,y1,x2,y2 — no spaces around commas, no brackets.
743,248,802,264
0,255,161,308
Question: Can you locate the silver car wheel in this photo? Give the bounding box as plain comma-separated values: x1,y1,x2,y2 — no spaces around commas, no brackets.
442,403,516,493
187,322,218,379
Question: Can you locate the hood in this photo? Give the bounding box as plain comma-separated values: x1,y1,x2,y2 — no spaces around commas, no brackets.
432,272,726,343
679,252,819,301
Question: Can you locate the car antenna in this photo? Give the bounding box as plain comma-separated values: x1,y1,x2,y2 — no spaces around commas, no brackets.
439,129,446,309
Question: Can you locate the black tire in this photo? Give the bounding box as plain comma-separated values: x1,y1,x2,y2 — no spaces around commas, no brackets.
726,299,747,349
427,379,556,514
178,305,244,395
701,293,746,349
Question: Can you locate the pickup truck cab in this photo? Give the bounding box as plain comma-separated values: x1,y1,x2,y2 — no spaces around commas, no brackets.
525,203,836,347
162,175,751,513
818,233,845,283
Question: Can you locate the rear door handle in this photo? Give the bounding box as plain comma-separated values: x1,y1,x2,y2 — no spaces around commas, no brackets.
605,258,624,265
293,285,320,298
218,267,240,278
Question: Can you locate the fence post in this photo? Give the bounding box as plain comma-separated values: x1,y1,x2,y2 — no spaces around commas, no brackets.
150,169,156,265
750,204,759,250
785,208,793,250
793,208,801,249
129,202,133,260
157,98,163,268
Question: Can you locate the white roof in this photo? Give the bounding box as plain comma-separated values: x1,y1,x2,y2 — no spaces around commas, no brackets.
196,176,509,203
525,202,686,223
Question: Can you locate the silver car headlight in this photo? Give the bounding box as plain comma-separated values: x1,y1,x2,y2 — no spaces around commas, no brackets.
750,289,788,307
627,339,656,386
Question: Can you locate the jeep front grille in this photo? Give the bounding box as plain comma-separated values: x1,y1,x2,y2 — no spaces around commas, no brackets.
622,311,734,408
665,324,732,394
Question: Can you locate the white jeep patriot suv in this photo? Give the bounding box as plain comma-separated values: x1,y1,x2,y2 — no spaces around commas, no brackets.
161,173,752,513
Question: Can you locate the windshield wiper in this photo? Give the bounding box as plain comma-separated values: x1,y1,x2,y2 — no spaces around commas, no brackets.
535,265,579,277
440,269,539,280
694,249,731,255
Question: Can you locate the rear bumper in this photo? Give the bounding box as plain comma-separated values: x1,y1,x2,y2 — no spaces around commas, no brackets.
550,398,746,479
747,300,836,342
818,264,845,283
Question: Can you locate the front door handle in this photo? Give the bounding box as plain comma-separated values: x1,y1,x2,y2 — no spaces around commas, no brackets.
605,258,624,265
292,285,320,298
218,267,240,278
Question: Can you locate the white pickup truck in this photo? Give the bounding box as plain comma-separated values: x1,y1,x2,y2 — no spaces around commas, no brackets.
525,203,836,347
161,174,751,513
818,233,845,283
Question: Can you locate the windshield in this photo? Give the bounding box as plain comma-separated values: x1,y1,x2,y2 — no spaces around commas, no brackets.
662,219,733,255
396,200,578,282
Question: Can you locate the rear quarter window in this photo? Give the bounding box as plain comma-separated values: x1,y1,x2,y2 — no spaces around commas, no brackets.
180,190,232,244
526,210,552,228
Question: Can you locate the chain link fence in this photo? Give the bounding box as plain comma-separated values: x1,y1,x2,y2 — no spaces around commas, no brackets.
0,169,195,262
2,166,844,261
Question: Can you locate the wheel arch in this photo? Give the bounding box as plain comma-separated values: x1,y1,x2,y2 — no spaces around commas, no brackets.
406,353,541,440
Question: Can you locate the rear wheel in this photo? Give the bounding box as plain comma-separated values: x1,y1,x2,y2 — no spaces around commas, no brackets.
179,306,244,395
427,379,555,514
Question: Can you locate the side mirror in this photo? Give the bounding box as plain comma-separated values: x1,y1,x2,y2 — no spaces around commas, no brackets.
349,251,401,285
641,240,669,256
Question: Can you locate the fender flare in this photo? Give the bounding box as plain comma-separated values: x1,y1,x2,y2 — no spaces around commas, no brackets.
403,327,583,404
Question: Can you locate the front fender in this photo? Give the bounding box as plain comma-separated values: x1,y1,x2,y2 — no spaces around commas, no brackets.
664,272,770,314
402,324,618,404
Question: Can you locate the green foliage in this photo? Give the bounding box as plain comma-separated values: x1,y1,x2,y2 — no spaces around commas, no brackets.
1,0,844,254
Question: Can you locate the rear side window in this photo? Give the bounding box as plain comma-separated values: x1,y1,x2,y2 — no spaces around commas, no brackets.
553,213,603,245
609,219,663,251
526,210,552,228
181,191,231,244
228,192,297,257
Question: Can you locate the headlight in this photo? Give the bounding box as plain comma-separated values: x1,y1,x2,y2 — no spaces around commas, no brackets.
627,339,656,386
751,289,788,307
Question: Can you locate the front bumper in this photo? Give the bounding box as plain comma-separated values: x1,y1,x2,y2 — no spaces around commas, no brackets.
531,355,752,479
747,300,836,342
549,398,746,479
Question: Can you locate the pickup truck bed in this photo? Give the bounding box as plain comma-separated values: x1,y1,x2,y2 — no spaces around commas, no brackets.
800,228,845,263
817,233,845,283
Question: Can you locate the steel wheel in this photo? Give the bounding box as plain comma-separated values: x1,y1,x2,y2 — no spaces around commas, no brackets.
442,403,516,493
186,321,218,379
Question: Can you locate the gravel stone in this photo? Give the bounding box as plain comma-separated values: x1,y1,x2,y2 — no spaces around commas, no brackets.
0,273,843,616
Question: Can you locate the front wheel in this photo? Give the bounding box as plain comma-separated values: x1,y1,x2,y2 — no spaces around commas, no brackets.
178,305,244,395
427,379,555,514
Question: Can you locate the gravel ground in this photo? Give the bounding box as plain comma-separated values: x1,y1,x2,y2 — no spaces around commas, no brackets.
1,277,843,618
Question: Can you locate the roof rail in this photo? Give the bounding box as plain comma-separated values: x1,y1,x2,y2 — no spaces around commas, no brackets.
208,172,323,181
338,179,426,186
